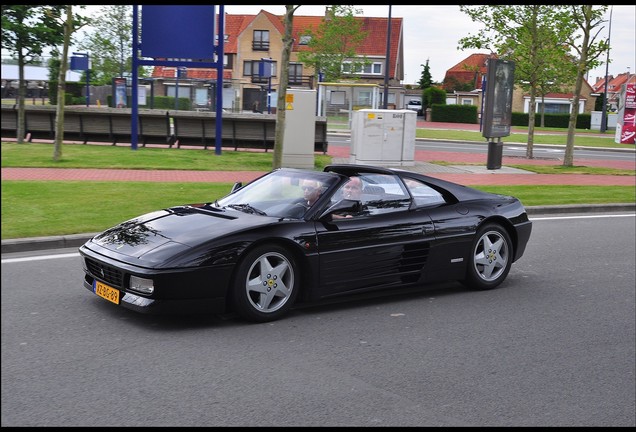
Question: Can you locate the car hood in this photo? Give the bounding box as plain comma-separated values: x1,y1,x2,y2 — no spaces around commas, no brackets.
88,205,277,260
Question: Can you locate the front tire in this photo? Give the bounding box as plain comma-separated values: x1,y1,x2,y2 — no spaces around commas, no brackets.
231,245,299,322
461,223,513,290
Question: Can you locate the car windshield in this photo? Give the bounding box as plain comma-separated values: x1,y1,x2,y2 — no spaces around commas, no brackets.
215,169,340,218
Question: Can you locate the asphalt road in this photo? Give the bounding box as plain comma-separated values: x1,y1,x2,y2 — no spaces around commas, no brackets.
2,211,634,427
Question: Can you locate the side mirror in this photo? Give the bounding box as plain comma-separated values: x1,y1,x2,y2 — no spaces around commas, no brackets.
230,182,243,194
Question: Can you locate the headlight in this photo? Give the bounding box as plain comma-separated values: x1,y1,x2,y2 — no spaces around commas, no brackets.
129,275,154,295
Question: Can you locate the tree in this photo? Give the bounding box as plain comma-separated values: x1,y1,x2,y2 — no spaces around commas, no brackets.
296,5,368,82
1,6,68,144
76,5,138,85
458,5,575,159
418,59,432,90
272,5,301,169
417,59,434,113
52,6,74,161
423,86,446,109
561,5,608,167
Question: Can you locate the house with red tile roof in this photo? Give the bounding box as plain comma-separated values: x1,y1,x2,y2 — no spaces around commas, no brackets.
149,8,405,113
443,52,600,117
592,72,636,112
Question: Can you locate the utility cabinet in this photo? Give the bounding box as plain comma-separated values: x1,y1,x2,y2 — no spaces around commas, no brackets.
282,88,316,169
350,109,416,166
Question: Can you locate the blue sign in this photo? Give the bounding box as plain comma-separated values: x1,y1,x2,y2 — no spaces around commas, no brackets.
70,56,89,71
141,6,216,59
259,60,272,78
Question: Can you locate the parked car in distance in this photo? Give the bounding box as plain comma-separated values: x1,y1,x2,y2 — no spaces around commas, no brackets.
406,99,423,115
79,164,533,323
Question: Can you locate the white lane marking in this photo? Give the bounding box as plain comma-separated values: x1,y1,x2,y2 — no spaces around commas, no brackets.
2,252,80,264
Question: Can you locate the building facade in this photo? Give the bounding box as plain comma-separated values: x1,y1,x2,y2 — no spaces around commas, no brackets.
150,8,406,113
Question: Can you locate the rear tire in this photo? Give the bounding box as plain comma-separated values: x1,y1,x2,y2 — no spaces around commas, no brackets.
461,223,513,290
231,245,299,322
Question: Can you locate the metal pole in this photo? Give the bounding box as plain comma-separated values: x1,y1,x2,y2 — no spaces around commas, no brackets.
600,6,613,133
175,70,180,110
86,64,90,107
131,6,139,150
382,5,392,109
73,52,90,107
267,76,271,114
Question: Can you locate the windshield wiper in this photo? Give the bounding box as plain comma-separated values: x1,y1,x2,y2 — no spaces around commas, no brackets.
226,203,267,216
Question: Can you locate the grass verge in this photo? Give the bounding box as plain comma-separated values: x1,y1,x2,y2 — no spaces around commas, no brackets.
2,181,634,239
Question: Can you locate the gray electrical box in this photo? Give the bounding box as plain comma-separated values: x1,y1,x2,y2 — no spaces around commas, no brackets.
282,89,316,169
350,109,416,166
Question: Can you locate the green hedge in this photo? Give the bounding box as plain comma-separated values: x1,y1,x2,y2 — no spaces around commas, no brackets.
431,104,478,123
428,105,592,129
511,112,591,129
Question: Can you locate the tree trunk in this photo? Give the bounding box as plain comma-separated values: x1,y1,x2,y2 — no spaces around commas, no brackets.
526,85,537,159
17,50,26,144
563,7,593,167
53,6,73,161
272,6,297,170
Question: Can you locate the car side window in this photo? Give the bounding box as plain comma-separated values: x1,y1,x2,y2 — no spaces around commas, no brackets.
358,174,411,216
403,178,446,207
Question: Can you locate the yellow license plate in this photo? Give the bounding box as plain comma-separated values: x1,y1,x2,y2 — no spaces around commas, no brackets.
94,280,120,305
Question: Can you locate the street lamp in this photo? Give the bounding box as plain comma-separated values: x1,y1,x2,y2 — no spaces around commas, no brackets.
71,52,90,107
600,6,613,134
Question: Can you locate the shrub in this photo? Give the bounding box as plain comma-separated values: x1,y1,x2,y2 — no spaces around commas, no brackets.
431,104,478,123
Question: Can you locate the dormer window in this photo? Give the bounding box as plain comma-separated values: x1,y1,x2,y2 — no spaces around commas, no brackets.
299,35,311,45
252,30,269,51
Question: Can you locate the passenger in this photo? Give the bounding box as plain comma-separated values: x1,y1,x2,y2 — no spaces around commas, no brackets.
333,176,364,219
342,176,363,200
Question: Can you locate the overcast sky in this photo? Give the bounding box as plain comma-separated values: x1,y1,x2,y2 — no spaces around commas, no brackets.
222,5,636,85
6,5,631,86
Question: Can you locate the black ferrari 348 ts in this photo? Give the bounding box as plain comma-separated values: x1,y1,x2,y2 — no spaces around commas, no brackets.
79,164,532,323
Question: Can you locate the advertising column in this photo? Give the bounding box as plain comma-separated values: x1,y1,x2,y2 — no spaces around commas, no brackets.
615,82,635,145
113,77,127,108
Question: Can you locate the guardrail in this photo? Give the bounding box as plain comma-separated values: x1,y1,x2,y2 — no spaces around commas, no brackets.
1,105,328,153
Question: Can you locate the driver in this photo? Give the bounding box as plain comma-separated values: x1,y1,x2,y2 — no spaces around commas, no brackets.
301,179,323,207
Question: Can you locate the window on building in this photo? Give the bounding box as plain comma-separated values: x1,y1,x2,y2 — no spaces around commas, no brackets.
330,91,346,105
537,102,570,114
357,91,372,106
244,60,277,83
299,35,311,45
252,30,270,51
288,63,304,85
461,98,473,105
342,61,383,76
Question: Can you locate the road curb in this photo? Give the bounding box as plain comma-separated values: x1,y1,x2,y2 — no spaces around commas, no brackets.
524,203,635,215
3,204,634,254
